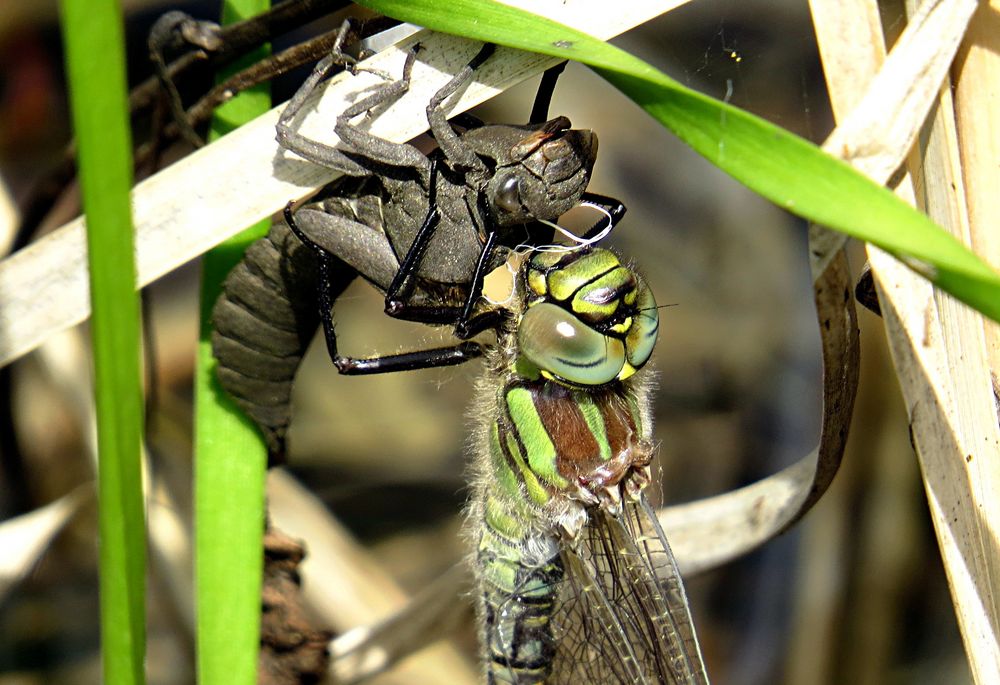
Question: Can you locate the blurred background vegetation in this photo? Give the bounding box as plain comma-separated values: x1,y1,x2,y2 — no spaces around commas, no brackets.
0,1,971,683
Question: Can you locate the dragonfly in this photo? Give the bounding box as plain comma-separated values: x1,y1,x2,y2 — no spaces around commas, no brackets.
209,25,709,681
211,27,624,461
470,246,710,684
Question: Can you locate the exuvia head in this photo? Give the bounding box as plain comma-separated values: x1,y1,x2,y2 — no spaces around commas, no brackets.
463,117,598,226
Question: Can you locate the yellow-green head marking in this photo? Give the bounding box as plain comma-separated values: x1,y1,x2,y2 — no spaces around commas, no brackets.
517,248,658,387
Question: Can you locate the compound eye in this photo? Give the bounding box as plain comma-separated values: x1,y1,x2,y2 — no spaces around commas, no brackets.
493,176,522,214
517,302,625,386
626,284,658,370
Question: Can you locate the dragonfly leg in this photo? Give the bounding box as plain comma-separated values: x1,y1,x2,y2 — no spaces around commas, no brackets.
284,202,388,367
333,341,484,375
454,228,499,339
382,165,507,340
381,267,510,339
449,189,518,339
331,44,429,171
529,61,568,124
381,298,508,338
428,50,567,161
384,158,442,310
287,204,490,375
428,53,565,139
425,43,496,172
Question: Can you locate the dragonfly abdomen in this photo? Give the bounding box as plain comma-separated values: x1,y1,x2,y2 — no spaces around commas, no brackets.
479,520,562,685
476,411,557,684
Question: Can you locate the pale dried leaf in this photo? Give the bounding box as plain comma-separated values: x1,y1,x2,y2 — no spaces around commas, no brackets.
813,0,1000,680
0,171,15,255
809,0,980,277
329,565,472,684
657,0,978,576
660,250,859,574
268,470,478,685
0,486,90,602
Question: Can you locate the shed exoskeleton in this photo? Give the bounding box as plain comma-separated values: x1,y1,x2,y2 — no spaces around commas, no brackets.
212,29,624,460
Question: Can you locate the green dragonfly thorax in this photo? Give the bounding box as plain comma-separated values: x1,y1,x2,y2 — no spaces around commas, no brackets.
490,379,654,521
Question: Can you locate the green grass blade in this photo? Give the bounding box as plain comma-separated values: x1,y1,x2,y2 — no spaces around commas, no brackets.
359,0,1000,321
58,1,145,683
194,1,271,684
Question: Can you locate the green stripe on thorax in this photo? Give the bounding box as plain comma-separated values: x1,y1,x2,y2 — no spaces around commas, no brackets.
574,392,612,463
504,429,552,506
490,401,553,506
499,378,648,496
504,386,571,489
488,423,523,497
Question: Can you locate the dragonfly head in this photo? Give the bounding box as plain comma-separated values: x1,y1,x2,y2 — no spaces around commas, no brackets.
513,248,658,387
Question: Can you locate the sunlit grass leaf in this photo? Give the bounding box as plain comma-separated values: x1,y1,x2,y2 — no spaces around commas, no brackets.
59,1,146,683
359,0,1000,321
194,1,271,684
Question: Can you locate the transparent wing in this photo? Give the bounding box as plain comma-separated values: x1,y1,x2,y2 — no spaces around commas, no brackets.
552,548,647,684
548,495,710,685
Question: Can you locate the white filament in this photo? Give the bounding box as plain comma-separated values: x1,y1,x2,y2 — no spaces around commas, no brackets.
514,204,615,255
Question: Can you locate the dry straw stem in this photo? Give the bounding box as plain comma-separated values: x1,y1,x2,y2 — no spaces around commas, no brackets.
954,2,1000,377
812,0,1000,680
27,327,196,636
268,470,478,685
660,0,978,575
0,486,89,602
0,172,15,254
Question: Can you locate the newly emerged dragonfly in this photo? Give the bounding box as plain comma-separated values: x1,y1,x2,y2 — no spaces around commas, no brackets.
210,24,708,681
212,30,624,460
469,247,709,684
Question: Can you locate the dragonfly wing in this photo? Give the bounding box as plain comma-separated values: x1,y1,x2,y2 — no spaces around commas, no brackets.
548,496,709,685
548,544,648,684
617,496,710,684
